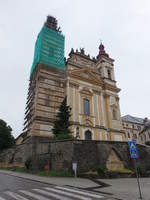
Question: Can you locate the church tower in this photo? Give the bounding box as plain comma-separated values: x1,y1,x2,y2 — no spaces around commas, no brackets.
66,43,125,141
23,16,66,141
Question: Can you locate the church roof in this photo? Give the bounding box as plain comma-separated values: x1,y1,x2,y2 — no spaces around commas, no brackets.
121,115,145,125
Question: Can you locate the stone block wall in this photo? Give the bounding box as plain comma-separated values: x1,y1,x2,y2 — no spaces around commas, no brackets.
0,139,150,174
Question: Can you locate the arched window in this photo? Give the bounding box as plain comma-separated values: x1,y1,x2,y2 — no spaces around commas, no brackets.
107,69,111,79
83,98,90,115
85,130,92,140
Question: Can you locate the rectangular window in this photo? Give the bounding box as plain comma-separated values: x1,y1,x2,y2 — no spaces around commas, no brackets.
83,99,90,115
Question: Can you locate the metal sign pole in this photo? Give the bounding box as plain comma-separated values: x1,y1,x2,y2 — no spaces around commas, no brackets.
74,168,77,178
72,162,77,178
134,158,143,199
128,140,143,200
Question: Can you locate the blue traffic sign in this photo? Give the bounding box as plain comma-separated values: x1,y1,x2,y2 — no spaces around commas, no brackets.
128,140,138,159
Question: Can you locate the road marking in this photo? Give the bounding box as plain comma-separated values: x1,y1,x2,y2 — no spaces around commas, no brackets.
19,190,52,200
5,191,29,200
45,187,91,200
33,188,70,200
56,186,104,198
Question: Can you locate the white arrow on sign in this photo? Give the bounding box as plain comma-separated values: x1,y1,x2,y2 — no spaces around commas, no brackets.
131,143,136,150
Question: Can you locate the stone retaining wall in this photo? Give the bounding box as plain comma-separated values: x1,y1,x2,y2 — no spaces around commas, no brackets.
0,138,150,173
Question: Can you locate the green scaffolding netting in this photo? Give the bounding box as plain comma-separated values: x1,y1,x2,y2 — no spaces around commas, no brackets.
30,26,65,76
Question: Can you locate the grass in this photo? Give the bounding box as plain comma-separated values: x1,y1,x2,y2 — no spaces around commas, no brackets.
15,167,26,172
37,170,74,177
0,167,25,172
0,167,74,177
0,167,12,171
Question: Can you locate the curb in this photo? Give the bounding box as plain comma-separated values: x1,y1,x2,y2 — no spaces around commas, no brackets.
0,170,56,187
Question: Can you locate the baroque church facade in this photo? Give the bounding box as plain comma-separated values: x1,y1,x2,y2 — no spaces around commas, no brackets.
20,16,125,144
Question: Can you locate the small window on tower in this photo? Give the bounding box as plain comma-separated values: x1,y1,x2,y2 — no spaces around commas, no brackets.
107,69,111,79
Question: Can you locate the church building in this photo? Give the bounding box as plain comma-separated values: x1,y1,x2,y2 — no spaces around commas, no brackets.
21,16,125,143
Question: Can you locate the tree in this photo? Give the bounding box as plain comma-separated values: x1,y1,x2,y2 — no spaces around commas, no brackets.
0,119,15,151
53,96,72,140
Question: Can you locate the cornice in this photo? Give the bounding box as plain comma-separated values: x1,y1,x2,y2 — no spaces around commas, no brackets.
108,128,126,134
103,83,121,93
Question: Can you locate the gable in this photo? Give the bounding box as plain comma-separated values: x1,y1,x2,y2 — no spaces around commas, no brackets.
69,68,102,85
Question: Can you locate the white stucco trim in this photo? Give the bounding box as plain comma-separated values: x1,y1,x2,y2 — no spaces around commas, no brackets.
112,70,115,80
74,127,76,138
92,95,96,127
101,93,106,127
114,134,123,141
96,94,100,126
73,87,76,122
78,86,81,123
99,132,102,140
78,80,92,87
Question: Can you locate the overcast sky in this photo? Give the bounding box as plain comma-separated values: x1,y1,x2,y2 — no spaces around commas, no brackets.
0,0,150,138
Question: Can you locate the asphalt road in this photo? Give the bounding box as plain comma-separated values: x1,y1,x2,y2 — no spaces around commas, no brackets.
0,173,109,200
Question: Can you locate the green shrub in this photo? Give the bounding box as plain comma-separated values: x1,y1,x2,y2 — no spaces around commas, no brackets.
97,165,107,175
25,157,32,171
145,141,150,146
55,133,72,140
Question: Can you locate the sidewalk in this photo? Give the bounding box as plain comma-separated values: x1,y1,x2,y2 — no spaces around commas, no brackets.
0,170,98,189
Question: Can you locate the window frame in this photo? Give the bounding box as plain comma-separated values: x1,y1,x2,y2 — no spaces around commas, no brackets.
83,98,90,116
85,130,92,140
